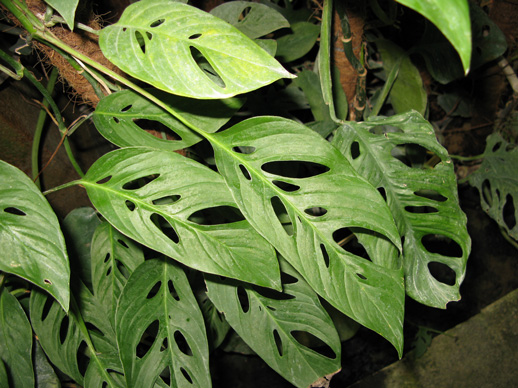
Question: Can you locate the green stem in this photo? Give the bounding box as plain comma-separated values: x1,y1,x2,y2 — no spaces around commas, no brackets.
449,153,485,161
369,55,402,118
500,226,518,250
42,180,81,196
32,67,59,188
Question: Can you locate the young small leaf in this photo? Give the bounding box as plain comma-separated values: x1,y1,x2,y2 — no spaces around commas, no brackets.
43,0,80,30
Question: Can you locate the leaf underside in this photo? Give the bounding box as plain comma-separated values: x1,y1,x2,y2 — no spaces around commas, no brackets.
332,111,471,308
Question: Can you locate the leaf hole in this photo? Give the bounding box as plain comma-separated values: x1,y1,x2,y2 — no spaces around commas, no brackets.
161,337,168,352
76,341,88,376
133,118,181,141
280,271,298,285
232,145,256,154
3,207,26,216
291,330,337,359
190,46,226,88
239,164,252,180
239,6,252,20
304,207,327,217
147,281,162,299
273,329,283,356
414,189,448,202
503,194,516,230
237,286,250,313
333,227,371,261
421,234,463,258
482,24,490,37
405,206,439,214
267,305,276,311
120,104,132,112
122,174,160,190
150,19,165,28
188,33,202,39
153,195,181,206
180,367,193,384
481,179,492,205
43,279,52,285
391,144,440,169
113,117,120,124
151,213,180,244
137,320,159,359
106,265,112,276
96,175,112,184
351,141,360,159
41,295,54,321
188,205,245,225
116,259,131,279
85,322,104,338
125,200,136,211
369,125,403,135
271,196,293,236
428,261,456,286
252,285,295,301
104,253,110,263
272,180,300,192
118,239,129,248
492,141,502,152
59,315,69,344
356,273,367,280
159,366,171,385
135,30,147,54
378,187,387,202
261,160,330,178
174,330,193,356
320,243,330,268
168,279,180,301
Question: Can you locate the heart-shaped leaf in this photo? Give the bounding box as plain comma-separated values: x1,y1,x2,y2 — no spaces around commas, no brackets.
91,222,145,326
210,116,405,354
80,147,281,289
0,160,69,311
332,111,471,308
116,258,211,388
93,90,245,151
206,259,341,388
469,133,518,240
99,0,294,99
0,289,34,388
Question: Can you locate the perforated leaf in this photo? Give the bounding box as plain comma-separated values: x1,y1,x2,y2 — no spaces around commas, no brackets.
0,160,69,311
469,133,518,240
99,0,294,99
210,1,289,39
91,222,145,326
332,111,471,308
206,259,341,388
0,289,33,388
93,90,244,151
211,116,405,354
80,147,280,289
116,258,210,388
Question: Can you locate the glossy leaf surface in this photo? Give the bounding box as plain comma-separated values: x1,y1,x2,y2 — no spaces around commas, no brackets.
116,258,210,388
99,0,294,98
43,0,80,30
211,116,405,354
333,111,471,307
81,147,280,289
94,90,244,151
0,160,69,311
206,259,341,388
0,289,33,387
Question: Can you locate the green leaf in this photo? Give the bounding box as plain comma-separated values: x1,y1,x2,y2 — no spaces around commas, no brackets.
99,0,294,99
276,22,320,63
116,258,211,388
395,0,471,74
196,290,230,350
206,259,341,388
0,160,69,312
469,133,518,240
34,340,61,388
211,116,405,354
375,40,427,116
292,70,331,122
91,222,145,326
80,147,281,289
43,0,80,30
210,1,289,39
332,111,471,307
0,359,7,388
0,289,33,388
94,90,244,151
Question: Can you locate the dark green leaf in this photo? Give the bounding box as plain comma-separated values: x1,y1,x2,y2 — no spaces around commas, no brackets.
99,0,294,99
0,160,69,311
80,147,281,289
116,258,210,388
292,70,331,122
276,22,320,63
0,288,33,387
333,111,471,307
33,340,60,388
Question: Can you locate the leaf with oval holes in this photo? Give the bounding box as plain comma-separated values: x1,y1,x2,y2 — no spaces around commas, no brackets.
99,0,294,99
80,147,280,289
93,89,245,151
0,160,69,312
30,282,123,388
211,116,405,355
206,259,341,388
210,1,289,39
469,133,518,240
0,288,34,388
91,222,145,327
116,258,210,388
332,111,471,308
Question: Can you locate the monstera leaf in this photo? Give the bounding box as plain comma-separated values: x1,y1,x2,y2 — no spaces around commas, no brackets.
99,0,294,99
116,258,210,388
206,259,341,388
469,133,518,240
332,111,471,308
80,147,281,289
0,160,69,311
93,90,245,151
210,116,405,354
